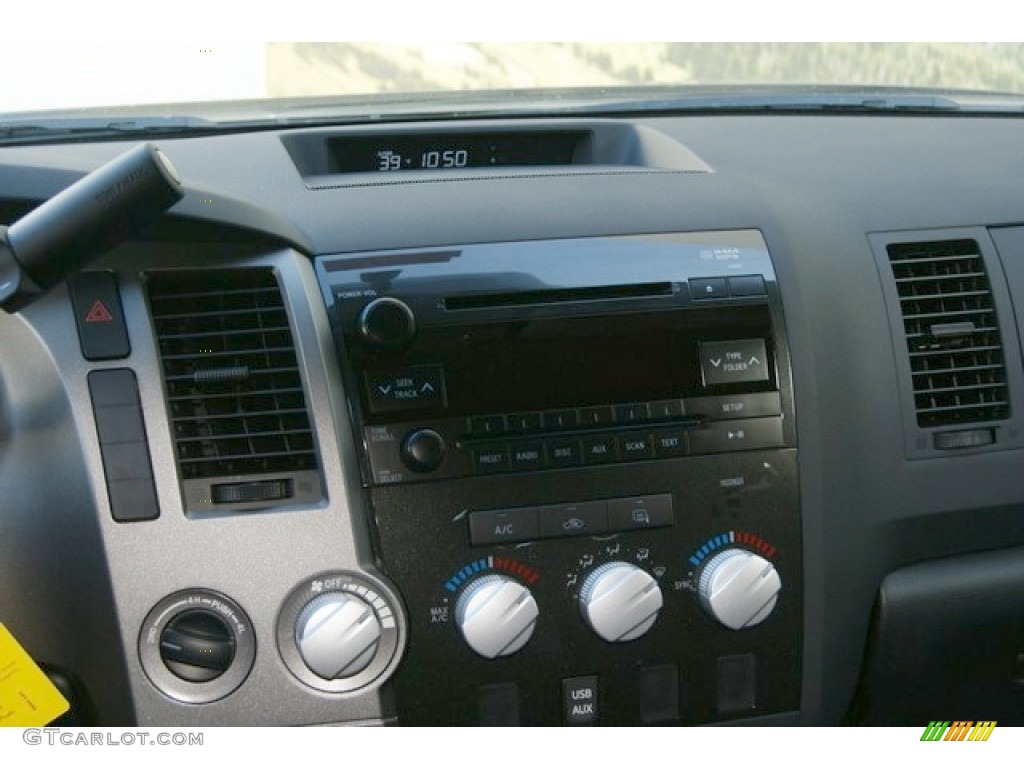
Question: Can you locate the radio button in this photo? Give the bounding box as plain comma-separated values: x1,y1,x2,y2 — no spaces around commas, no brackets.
538,500,608,539
614,403,650,424
507,412,542,432
620,432,655,460
543,409,579,430
468,507,539,546
688,417,784,454
473,446,509,474
607,495,674,531
648,399,684,420
653,430,689,458
582,435,618,464
579,406,613,427
685,392,782,421
509,443,545,471
469,415,506,436
547,439,582,467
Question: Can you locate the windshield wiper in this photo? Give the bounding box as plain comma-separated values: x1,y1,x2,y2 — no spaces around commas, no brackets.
0,116,221,145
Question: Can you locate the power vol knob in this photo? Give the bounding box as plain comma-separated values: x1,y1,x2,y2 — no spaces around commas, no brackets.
578,561,663,642
455,575,539,659
698,548,781,630
356,297,416,351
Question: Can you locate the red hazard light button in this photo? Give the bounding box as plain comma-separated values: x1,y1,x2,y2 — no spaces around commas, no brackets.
68,271,130,360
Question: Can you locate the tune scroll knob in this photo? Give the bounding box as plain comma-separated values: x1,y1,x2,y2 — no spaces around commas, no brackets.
579,561,663,642
400,428,446,473
455,575,539,659
356,297,416,351
698,548,781,630
295,592,383,679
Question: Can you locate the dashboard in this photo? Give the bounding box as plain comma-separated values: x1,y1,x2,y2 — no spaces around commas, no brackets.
1,110,1023,727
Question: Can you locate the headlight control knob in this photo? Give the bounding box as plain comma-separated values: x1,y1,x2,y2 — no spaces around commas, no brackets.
578,561,663,642
455,575,539,659
295,592,383,679
698,548,781,630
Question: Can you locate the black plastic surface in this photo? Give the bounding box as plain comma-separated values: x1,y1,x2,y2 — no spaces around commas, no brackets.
88,369,159,522
851,546,1024,725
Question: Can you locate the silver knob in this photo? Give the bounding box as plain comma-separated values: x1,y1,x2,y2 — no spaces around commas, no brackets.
579,561,663,642
295,592,383,679
455,575,539,659
698,548,781,630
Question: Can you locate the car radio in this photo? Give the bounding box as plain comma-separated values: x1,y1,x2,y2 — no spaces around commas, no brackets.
317,231,801,726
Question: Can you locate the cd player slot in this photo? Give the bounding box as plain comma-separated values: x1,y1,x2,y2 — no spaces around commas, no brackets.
443,282,674,310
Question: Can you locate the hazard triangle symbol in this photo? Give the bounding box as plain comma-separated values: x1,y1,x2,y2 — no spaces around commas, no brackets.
84,299,114,324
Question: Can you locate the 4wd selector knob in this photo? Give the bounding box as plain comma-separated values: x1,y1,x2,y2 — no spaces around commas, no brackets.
357,297,416,351
295,592,383,679
579,561,663,642
455,575,539,659
698,548,781,630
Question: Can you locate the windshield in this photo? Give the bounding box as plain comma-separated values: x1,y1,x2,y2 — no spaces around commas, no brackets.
2,42,1023,119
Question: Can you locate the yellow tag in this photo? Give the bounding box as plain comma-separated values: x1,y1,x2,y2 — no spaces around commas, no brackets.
0,623,70,727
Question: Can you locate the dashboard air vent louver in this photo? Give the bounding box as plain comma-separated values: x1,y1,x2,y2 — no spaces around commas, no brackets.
146,268,319,486
887,239,1009,428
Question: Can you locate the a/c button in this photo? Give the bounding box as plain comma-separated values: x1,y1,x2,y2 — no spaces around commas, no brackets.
468,507,539,546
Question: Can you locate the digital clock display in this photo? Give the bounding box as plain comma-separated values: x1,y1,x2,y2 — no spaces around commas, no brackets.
330,132,587,174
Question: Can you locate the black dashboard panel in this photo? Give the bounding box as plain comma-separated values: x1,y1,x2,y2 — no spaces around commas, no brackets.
1,112,1024,726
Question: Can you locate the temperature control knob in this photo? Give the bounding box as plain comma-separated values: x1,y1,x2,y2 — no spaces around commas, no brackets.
295,592,382,679
579,561,663,642
698,548,781,630
356,297,416,351
455,575,539,659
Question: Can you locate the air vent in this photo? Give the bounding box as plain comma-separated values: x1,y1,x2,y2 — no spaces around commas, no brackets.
887,239,1009,428
146,268,321,509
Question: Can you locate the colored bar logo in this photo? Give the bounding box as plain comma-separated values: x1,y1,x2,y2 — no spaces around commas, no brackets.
920,721,997,741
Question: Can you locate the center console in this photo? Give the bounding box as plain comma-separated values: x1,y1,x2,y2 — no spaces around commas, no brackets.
317,230,801,725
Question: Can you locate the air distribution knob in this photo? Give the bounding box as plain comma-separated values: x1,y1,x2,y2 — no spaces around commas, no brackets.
454,575,539,659
698,548,781,630
356,297,416,351
578,561,663,642
295,592,383,679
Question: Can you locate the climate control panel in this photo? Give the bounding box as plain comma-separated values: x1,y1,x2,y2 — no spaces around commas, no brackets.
371,449,800,725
